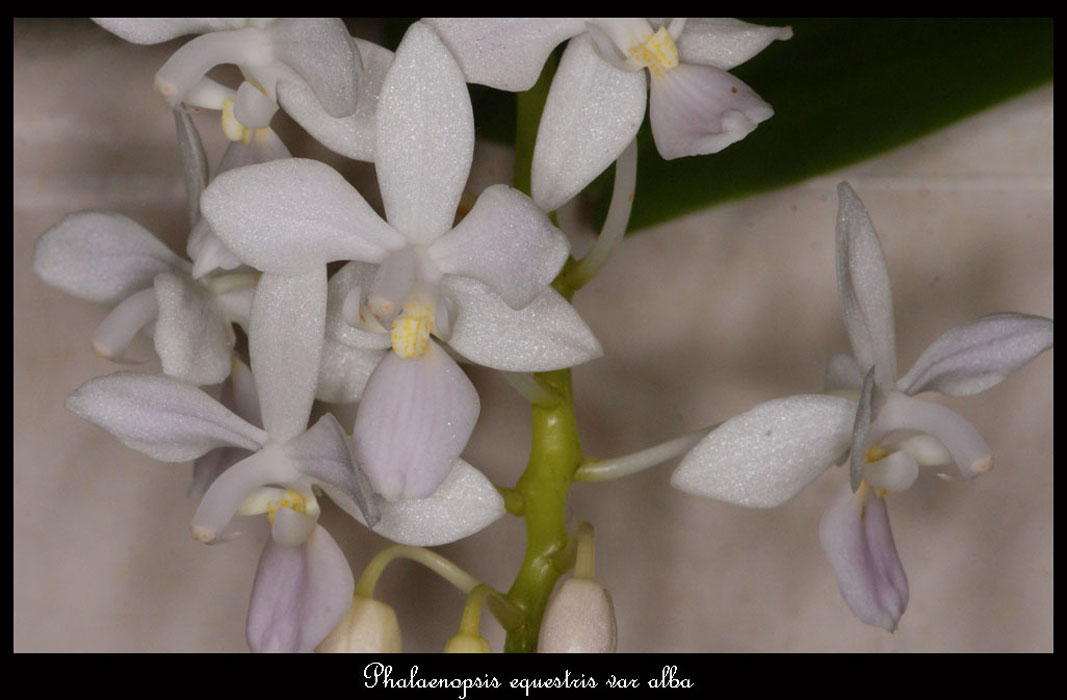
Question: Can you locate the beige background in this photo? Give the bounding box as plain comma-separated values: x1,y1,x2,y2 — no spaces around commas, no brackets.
14,19,1053,652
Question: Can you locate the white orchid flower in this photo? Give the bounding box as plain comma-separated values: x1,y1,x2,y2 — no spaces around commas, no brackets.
33,209,254,386
92,18,361,121
426,18,791,211
671,182,1053,631
201,22,601,501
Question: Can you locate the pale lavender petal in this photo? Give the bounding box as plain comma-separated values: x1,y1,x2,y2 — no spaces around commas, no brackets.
202,158,403,274
247,525,355,653
824,353,863,393
675,19,792,70
836,182,897,389
532,34,647,212
671,395,856,508
348,459,505,546
352,342,480,501
248,270,326,441
173,109,209,230
819,484,908,632
269,18,360,118
443,277,602,371
649,63,772,160
278,38,393,162
424,18,586,91
153,271,233,386
375,22,473,245
35,211,186,304
897,313,1053,397
91,18,236,44
430,184,570,309
285,413,379,527
66,371,268,462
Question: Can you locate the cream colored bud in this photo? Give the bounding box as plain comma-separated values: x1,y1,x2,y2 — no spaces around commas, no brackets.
538,578,617,652
443,633,492,653
315,595,402,653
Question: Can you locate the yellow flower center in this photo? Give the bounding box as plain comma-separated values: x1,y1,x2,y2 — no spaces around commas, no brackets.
265,489,308,525
628,26,679,78
390,299,435,358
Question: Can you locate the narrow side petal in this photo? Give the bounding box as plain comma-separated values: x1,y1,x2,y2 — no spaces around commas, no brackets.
649,63,773,160
248,270,326,442
153,272,233,386
430,184,570,309
675,19,792,70
247,526,355,653
202,159,403,274
35,211,186,304
532,35,647,212
424,18,586,91
352,343,480,501
836,183,897,389
443,277,602,371
269,18,360,118
66,371,268,462
897,313,1054,397
671,395,856,508
375,22,473,245
819,484,908,631
349,459,505,546
173,109,209,230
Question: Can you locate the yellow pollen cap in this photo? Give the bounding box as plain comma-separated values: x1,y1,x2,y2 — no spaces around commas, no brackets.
629,26,679,78
390,301,435,358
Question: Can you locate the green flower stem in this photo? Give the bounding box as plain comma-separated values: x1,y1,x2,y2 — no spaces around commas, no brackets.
504,368,584,652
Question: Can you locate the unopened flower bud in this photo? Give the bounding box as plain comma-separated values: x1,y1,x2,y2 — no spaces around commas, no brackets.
316,594,402,653
538,578,617,652
443,633,492,653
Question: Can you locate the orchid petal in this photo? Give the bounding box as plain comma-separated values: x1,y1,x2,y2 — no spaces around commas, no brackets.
35,211,186,304
649,63,773,160
66,371,268,462
247,526,355,653
285,414,379,527
675,19,792,70
375,22,474,245
91,18,236,45
352,342,480,501
278,38,393,162
443,277,602,371
269,18,360,118
202,159,403,274
248,270,326,442
897,312,1053,397
317,336,386,404
348,459,505,546
824,353,863,393
424,18,586,91
836,183,898,389
819,484,908,632
173,109,209,230
190,445,297,542
671,395,856,508
531,34,647,212
430,185,570,309
153,271,233,386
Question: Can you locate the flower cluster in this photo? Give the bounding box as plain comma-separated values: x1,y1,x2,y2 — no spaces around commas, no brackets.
30,18,1050,652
